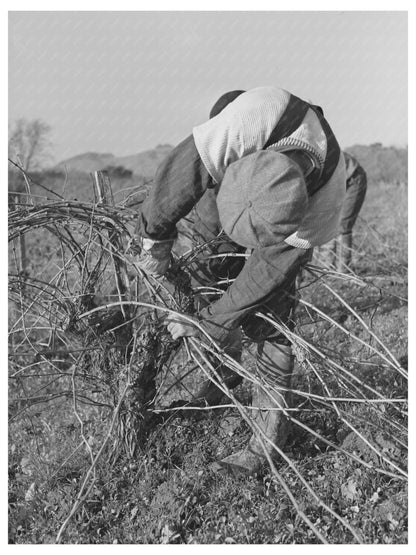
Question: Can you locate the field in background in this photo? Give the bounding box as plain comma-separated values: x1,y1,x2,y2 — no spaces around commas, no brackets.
8,166,408,544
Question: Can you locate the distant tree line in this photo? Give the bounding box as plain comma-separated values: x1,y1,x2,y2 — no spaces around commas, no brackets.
102,165,133,179
346,144,407,184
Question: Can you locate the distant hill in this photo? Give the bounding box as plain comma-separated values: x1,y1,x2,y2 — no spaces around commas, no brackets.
115,145,173,177
56,144,173,179
56,142,407,185
55,152,117,174
345,144,407,183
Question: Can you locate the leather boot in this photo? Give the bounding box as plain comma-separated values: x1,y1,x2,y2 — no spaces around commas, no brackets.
214,343,294,476
193,367,243,406
336,232,353,272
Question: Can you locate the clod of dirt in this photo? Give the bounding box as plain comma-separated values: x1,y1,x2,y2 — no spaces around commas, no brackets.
341,431,405,465
218,416,241,437
374,491,407,524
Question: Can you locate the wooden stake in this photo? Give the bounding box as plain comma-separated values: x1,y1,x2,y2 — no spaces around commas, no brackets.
13,194,27,286
93,170,131,326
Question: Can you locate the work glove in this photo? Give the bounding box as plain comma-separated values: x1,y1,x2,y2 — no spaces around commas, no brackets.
135,237,174,277
166,313,199,340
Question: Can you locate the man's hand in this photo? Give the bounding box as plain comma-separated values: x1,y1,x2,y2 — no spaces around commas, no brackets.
135,237,174,277
166,314,199,340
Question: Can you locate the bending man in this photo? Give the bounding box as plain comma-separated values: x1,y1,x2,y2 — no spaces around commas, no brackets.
135,87,346,475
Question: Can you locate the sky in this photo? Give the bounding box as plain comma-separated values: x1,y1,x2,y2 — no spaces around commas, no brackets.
8,10,408,164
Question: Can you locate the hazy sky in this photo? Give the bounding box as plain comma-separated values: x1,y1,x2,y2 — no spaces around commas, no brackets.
9,10,408,164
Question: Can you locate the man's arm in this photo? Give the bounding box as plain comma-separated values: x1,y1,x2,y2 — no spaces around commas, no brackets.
137,134,214,241
198,243,311,346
